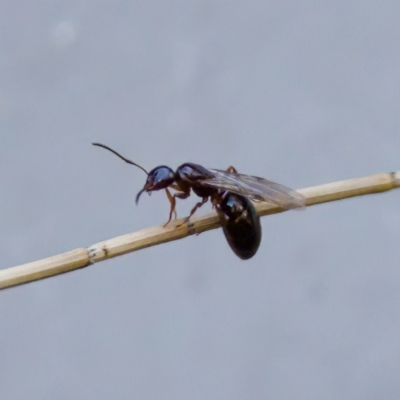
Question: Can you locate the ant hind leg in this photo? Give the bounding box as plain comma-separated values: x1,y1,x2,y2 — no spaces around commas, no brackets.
226,166,238,173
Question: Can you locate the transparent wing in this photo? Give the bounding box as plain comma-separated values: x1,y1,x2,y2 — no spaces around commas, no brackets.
204,169,306,210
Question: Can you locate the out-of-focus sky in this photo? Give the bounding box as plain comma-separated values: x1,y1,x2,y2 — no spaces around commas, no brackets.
1,1,399,399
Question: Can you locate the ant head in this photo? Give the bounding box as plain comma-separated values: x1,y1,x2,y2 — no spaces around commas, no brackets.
135,166,175,204
92,143,176,205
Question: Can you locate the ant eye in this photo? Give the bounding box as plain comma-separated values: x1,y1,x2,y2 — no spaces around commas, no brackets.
145,166,175,190
155,167,174,182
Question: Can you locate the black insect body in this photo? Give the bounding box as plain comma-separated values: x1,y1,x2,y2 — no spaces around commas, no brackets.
214,192,261,260
92,142,305,259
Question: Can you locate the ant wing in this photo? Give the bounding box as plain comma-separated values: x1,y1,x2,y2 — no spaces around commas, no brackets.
204,169,306,210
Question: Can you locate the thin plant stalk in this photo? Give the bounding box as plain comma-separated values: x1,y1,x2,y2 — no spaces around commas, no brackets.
1,170,399,290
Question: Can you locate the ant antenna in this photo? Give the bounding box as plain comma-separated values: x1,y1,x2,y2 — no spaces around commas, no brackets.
92,142,148,175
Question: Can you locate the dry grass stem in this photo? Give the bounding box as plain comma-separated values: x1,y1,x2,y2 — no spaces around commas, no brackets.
1,170,399,290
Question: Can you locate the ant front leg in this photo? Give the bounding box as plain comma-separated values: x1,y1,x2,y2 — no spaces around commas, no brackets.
165,188,177,220
163,186,190,227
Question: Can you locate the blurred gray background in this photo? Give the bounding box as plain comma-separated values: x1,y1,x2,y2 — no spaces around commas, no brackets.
1,1,399,399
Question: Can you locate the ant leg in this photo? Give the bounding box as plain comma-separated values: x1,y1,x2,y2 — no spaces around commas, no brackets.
163,190,190,227
165,188,177,220
177,196,209,227
226,166,238,173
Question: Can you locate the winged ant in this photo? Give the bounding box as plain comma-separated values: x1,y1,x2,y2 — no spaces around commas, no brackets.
92,142,305,259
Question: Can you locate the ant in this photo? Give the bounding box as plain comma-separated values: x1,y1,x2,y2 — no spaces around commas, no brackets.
92,142,305,259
